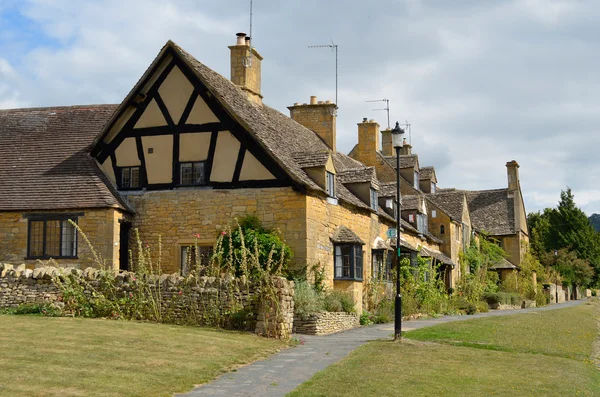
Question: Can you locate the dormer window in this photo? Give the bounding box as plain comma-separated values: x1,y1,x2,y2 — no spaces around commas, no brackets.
370,188,378,211
414,170,419,189
431,182,436,193
326,171,335,197
121,167,140,189
180,161,206,186
417,214,428,234
385,198,393,209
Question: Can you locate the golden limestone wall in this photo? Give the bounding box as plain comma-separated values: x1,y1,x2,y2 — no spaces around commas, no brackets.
123,187,307,274
305,194,395,313
0,209,123,269
499,232,529,266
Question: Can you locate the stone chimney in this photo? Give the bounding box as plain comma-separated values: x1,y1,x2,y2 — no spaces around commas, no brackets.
229,32,263,105
355,118,380,166
381,128,392,157
288,96,337,151
506,160,520,191
400,140,412,156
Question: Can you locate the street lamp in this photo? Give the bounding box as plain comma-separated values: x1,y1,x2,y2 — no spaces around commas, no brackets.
554,249,559,304
391,121,405,340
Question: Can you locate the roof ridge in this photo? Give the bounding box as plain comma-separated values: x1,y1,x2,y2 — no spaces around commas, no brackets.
0,104,118,113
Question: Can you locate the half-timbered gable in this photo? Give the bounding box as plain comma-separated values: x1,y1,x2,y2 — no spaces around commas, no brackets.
92,44,287,192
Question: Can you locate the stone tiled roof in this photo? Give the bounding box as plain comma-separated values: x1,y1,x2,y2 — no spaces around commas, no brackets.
401,195,420,211
384,154,418,170
0,105,130,211
419,166,437,183
291,151,330,168
489,258,519,270
336,167,379,189
379,182,397,198
467,189,515,235
420,247,455,267
427,191,466,221
331,226,365,244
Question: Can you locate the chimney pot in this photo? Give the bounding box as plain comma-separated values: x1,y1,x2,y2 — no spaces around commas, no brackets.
362,118,368,122
310,96,317,105
369,119,375,123
325,100,331,104
318,101,324,104
294,102,301,106
236,32,247,45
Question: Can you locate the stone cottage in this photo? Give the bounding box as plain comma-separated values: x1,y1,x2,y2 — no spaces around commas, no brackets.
0,35,449,311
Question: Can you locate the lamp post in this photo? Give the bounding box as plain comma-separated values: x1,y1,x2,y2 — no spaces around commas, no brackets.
554,249,559,304
391,121,405,340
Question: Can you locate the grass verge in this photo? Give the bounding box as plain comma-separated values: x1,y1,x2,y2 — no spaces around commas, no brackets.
0,315,285,397
288,301,600,397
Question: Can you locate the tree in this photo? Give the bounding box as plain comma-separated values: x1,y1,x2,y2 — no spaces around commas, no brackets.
527,210,552,258
539,249,594,288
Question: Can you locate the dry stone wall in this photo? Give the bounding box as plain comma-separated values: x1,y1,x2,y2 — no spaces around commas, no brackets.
293,312,359,335
0,263,294,338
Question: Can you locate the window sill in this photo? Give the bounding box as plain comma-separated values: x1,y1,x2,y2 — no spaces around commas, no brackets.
25,256,79,260
334,277,363,282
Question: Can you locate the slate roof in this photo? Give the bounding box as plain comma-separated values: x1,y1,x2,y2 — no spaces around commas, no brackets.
379,182,397,198
427,191,466,221
467,189,515,235
331,226,365,244
0,105,130,211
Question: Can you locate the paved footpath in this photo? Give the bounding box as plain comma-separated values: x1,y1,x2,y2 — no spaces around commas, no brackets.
179,299,585,397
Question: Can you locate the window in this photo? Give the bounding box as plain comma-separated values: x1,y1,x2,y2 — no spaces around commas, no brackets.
28,217,78,258
385,198,393,209
414,170,419,189
408,214,415,223
431,209,437,218
180,245,213,276
455,223,460,240
417,214,428,234
431,182,436,193
370,188,378,211
334,244,363,281
326,171,335,197
440,225,445,234
180,162,206,186
121,167,140,189
372,250,392,281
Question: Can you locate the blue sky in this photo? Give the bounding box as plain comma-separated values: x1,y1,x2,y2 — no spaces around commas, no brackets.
1,0,600,215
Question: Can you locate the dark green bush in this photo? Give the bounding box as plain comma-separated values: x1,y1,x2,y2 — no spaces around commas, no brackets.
324,290,355,313
482,292,521,306
8,303,62,316
360,312,373,326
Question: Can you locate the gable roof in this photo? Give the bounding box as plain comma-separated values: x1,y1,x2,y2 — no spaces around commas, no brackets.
331,226,365,244
384,154,419,170
467,189,515,235
0,105,130,212
427,191,466,222
419,166,437,183
337,167,379,188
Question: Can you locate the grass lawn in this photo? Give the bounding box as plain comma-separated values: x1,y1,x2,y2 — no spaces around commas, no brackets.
288,301,600,397
0,315,286,397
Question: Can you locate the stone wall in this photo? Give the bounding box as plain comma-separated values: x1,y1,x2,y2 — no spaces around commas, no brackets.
0,208,125,269
0,263,294,338
293,312,359,335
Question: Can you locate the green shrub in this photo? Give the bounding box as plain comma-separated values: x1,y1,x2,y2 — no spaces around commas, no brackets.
323,293,343,312
482,292,521,306
8,303,62,316
360,312,373,326
592,290,597,297
373,312,392,324
475,301,489,313
293,280,323,318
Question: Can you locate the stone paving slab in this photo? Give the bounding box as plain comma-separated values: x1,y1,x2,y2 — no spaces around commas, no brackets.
178,300,585,397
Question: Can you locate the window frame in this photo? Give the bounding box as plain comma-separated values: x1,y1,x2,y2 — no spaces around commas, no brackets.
179,161,207,187
26,215,79,259
370,188,378,211
431,182,436,193
334,243,364,281
414,170,420,189
372,249,393,282
326,171,336,197
119,166,141,190
180,245,214,276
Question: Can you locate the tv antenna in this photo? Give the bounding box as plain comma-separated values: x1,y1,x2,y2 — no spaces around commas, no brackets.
241,0,254,68
366,98,390,129
309,40,338,107
400,120,412,144
249,0,253,46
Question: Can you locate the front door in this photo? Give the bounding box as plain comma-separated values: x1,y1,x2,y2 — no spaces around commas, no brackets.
119,221,132,271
